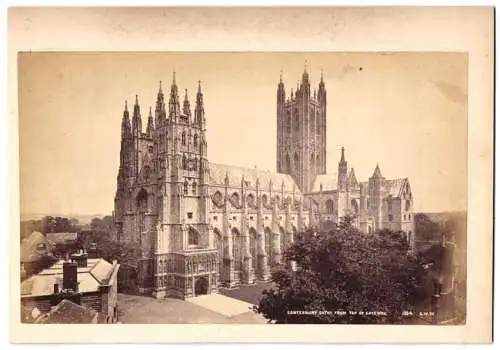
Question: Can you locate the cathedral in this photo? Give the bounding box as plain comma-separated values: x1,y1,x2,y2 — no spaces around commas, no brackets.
113,67,415,299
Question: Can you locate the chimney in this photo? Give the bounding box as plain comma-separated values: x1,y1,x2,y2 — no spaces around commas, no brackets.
63,262,78,292
71,251,88,268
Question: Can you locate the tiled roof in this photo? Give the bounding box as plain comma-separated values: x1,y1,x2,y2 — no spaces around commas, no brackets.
311,173,338,192
21,258,118,297
385,178,408,197
39,299,97,324
209,163,298,193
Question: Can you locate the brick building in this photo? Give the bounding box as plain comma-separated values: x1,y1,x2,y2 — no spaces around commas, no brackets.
20,253,120,323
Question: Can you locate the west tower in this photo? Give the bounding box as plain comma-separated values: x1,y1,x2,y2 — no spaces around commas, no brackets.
276,66,327,193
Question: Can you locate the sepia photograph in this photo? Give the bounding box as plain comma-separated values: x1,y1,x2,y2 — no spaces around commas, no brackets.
8,6,493,344
17,51,467,325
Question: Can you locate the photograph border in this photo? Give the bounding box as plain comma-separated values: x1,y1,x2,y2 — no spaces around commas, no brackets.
8,6,493,343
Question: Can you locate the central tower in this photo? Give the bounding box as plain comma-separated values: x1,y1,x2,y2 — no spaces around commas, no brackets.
276,66,327,193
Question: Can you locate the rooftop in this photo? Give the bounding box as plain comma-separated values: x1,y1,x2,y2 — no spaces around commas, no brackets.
209,162,299,193
38,299,97,324
21,258,118,298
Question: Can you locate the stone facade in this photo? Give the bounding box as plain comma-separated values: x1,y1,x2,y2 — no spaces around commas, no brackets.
113,68,414,299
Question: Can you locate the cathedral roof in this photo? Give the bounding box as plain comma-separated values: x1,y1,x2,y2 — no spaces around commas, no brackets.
311,173,338,192
208,163,298,193
384,178,408,197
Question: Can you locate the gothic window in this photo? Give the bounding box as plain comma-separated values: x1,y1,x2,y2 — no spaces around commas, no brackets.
183,180,188,195
137,189,148,233
181,132,186,146
143,166,151,181
405,199,411,211
310,153,315,171
388,214,393,221
230,192,240,207
310,112,314,132
262,194,267,206
212,191,223,206
408,214,411,220
285,153,291,174
351,199,359,213
326,199,334,214
148,146,153,153
294,109,299,131
316,154,320,172
188,227,199,246
193,134,198,149
294,153,299,173
246,193,255,207
182,155,187,169
286,112,291,133
193,157,198,171
388,198,393,211
192,181,197,195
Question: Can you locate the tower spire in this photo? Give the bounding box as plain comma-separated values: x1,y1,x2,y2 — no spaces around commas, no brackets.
183,88,191,118
121,100,131,139
132,94,142,135
338,146,348,191
146,106,154,138
169,70,180,118
195,80,205,127
372,163,383,178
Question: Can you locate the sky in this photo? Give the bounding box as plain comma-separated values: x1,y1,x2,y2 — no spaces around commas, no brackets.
18,52,467,215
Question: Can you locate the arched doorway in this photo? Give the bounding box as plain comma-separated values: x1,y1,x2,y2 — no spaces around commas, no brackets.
194,276,209,296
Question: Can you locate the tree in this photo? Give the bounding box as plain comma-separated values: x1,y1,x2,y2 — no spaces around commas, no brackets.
254,215,432,323
414,213,440,241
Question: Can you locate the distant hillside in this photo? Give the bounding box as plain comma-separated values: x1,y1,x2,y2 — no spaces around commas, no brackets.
20,213,109,225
